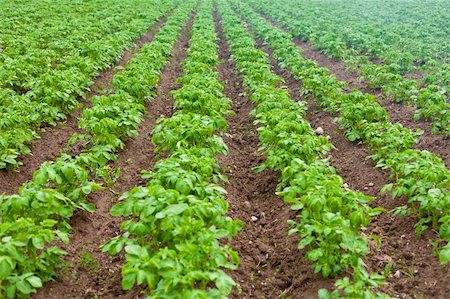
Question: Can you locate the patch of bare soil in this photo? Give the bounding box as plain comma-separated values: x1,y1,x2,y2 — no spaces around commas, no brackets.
214,11,333,299
257,36,450,299
0,15,170,196
33,15,193,299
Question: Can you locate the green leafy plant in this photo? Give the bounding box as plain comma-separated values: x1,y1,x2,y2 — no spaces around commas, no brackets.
230,0,450,267
217,1,389,297
246,0,450,136
0,0,194,296
0,0,178,168
102,2,242,297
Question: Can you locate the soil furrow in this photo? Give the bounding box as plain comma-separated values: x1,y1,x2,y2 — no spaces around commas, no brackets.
255,12,450,167
0,14,170,196
33,15,194,299
256,37,450,299
214,11,332,298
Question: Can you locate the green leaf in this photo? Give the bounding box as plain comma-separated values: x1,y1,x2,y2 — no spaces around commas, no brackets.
26,276,42,288
5,284,16,299
56,231,70,244
32,237,44,249
122,272,136,290
82,184,92,194
298,236,314,249
0,256,15,278
439,244,450,264
125,245,142,256
137,270,147,285
322,264,331,278
61,165,74,182
380,183,393,194
175,180,191,195
155,203,188,219
415,129,424,136
16,280,32,295
215,271,235,292
307,248,323,261
79,202,95,212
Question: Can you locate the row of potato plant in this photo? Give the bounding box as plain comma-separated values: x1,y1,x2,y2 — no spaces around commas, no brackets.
216,1,390,298
245,0,450,136
229,0,450,266
0,3,195,297
251,0,449,84
101,1,242,297
0,0,176,169
0,0,171,91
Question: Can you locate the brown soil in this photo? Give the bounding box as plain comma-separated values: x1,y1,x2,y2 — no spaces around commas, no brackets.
405,70,426,84
33,15,193,299
257,13,450,167
0,15,169,196
214,11,333,299
256,34,450,299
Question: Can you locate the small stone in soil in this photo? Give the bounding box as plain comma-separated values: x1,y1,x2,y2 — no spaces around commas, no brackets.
251,216,259,222
315,127,324,135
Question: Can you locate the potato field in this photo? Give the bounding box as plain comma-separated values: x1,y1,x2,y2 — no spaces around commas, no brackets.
0,0,449,298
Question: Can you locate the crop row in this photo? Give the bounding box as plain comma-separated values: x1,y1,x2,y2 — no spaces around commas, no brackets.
266,0,449,74
0,0,175,169
101,1,242,297
216,1,390,298
0,0,173,94
0,2,194,297
246,0,450,89
229,0,450,265
246,0,450,136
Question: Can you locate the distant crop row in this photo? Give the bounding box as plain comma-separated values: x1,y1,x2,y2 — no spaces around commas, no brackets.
248,0,449,87
247,0,450,136
0,0,175,169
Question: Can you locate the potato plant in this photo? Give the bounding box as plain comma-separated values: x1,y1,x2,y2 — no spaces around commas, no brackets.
0,0,176,169
0,1,196,297
102,2,242,297
246,0,450,136
217,1,389,297
229,0,450,266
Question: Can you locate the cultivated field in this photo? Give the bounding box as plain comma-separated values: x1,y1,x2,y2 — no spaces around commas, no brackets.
0,0,449,298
